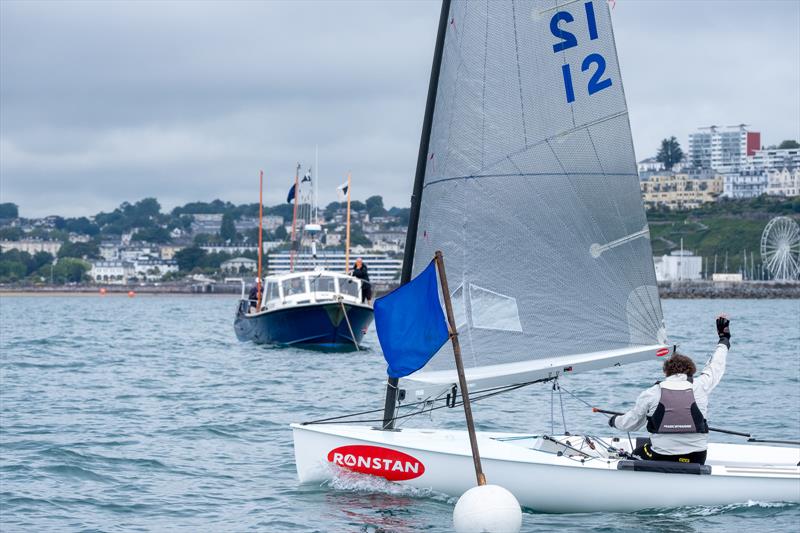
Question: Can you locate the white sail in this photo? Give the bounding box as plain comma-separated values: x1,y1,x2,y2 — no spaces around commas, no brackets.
405,0,666,397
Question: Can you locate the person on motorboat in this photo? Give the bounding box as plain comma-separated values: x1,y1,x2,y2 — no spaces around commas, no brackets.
608,316,731,465
351,257,372,303
248,281,261,311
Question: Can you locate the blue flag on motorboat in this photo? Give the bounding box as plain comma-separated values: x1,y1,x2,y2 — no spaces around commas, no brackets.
374,260,450,378
286,183,296,203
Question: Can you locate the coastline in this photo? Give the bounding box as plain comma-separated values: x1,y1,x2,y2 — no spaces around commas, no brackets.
1,281,798,299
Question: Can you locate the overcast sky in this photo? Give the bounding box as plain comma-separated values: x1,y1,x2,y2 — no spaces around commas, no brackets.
1,0,798,218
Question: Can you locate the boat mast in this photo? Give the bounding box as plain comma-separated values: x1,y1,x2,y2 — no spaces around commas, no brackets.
257,170,264,308
345,172,352,273
381,0,451,430
290,163,300,272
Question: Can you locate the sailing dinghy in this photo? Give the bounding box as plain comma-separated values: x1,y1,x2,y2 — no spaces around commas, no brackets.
292,0,800,512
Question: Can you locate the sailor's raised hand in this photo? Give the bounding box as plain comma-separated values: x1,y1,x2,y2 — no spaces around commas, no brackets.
716,314,730,347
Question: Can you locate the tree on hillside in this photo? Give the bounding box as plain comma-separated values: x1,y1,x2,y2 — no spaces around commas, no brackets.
0,227,23,241
58,241,100,260
0,203,19,219
220,213,237,242
656,137,684,170
174,246,207,271
273,225,288,241
366,195,387,217
132,226,171,243
388,207,410,226
778,140,800,149
50,258,90,284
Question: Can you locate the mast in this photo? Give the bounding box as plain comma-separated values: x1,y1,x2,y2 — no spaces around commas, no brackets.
382,0,451,430
257,170,264,309
315,145,319,223
345,172,352,273
290,163,300,272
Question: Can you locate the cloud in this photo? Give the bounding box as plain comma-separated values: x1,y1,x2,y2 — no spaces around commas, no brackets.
1,0,798,218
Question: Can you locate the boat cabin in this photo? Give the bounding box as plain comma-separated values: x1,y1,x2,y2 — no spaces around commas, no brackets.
253,270,366,313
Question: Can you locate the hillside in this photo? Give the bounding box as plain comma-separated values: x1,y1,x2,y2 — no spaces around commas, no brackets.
646,196,800,275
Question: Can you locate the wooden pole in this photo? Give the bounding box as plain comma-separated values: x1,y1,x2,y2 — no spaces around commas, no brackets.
256,170,264,309
290,163,300,272
434,250,486,486
345,172,352,274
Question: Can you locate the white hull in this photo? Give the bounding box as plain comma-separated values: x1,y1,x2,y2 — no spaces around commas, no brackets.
292,423,800,513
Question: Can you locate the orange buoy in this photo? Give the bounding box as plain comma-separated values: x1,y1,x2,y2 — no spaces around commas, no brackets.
99,287,107,295
127,290,135,297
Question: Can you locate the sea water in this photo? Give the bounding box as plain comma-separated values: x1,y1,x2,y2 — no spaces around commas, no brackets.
1,296,798,532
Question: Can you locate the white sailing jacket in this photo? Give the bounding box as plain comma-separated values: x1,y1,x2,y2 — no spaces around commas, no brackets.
613,343,728,455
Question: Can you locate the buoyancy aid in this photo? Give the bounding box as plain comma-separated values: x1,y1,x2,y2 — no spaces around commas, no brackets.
646,380,708,434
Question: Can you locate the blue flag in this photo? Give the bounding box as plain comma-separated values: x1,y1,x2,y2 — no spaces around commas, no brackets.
286,183,296,203
374,260,450,378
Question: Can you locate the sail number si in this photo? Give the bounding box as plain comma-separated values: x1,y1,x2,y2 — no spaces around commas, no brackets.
550,1,612,104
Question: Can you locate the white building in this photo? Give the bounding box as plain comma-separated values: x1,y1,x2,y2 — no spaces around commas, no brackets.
201,242,281,255
766,168,800,197
191,214,223,235
688,126,760,172
119,247,158,262
722,170,768,199
267,252,402,282
748,148,800,172
236,215,284,232
132,260,179,280
99,242,120,261
637,157,664,174
654,250,702,282
0,239,62,255
89,260,135,284
221,257,257,273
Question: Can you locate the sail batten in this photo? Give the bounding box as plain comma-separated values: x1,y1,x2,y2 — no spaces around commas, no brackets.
404,0,665,392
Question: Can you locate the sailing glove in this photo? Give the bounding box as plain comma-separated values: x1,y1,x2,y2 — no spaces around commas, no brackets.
608,415,618,428
716,316,731,349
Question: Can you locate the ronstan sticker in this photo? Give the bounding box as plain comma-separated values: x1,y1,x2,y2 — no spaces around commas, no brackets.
327,445,425,481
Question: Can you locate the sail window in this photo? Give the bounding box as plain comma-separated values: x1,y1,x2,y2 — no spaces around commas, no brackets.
469,284,523,332
450,284,467,331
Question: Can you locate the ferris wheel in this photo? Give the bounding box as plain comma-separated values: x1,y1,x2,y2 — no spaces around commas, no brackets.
760,216,800,281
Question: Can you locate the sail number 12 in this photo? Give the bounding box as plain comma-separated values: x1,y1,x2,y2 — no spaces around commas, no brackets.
550,1,612,103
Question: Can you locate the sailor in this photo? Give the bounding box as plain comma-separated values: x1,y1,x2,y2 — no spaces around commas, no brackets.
608,316,731,465
248,281,261,310
351,257,372,303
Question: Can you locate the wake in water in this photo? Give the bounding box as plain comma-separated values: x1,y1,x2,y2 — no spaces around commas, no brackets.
322,465,457,505
638,499,798,518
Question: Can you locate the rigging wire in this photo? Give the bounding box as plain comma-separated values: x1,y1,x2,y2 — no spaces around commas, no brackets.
303,377,552,426
556,379,568,434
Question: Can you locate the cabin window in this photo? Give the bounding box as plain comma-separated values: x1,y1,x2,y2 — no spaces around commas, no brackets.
282,277,307,297
310,275,336,294
339,277,360,299
265,281,280,302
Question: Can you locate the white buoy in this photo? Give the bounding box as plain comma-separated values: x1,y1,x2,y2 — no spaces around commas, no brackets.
453,484,522,533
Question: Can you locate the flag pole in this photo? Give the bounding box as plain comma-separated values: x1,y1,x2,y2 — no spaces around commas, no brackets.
434,250,486,487
345,172,352,274
290,163,300,272
256,170,264,309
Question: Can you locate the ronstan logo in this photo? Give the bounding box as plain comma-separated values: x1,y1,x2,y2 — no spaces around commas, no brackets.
327,445,426,481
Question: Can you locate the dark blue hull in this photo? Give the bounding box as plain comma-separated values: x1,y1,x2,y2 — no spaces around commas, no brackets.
234,301,374,349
